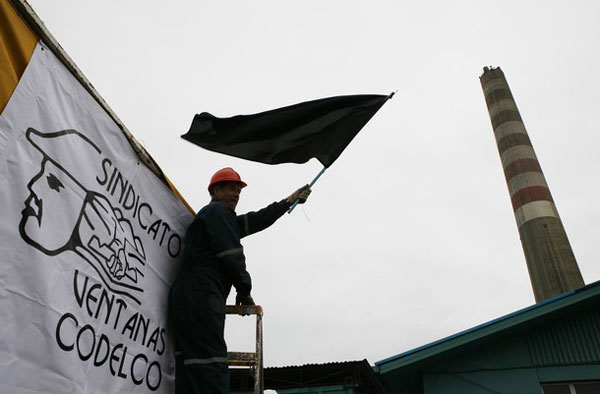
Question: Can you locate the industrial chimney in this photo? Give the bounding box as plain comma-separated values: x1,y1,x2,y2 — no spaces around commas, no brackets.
480,66,584,303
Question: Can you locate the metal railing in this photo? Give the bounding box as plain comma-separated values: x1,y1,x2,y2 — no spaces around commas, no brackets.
226,305,264,394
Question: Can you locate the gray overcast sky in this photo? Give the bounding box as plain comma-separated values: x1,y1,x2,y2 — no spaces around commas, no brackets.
27,0,600,367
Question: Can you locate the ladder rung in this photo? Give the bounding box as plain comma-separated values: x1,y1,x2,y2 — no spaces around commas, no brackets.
228,351,257,366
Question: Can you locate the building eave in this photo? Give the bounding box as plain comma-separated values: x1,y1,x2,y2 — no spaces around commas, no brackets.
375,280,600,374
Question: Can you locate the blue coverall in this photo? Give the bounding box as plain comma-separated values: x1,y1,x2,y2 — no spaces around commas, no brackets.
169,197,291,394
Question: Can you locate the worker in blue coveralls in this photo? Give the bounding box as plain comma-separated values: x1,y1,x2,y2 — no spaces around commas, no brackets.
169,167,311,394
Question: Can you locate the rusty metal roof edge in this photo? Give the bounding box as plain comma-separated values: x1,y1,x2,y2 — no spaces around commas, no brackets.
9,0,166,183
265,359,369,370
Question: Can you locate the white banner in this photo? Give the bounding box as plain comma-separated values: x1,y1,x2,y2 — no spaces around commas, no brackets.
0,42,193,394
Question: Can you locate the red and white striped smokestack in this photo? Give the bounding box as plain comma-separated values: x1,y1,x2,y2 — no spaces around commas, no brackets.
480,66,584,303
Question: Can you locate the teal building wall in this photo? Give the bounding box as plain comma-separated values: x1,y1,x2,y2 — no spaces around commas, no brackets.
276,384,355,394
375,283,600,394
422,304,600,393
422,306,600,394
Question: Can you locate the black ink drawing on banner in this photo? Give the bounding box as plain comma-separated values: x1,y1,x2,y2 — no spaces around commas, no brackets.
19,128,146,305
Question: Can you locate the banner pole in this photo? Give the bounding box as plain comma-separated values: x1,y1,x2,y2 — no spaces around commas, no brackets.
287,166,326,214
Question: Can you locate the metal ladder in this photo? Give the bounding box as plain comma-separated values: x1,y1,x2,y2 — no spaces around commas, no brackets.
226,305,264,394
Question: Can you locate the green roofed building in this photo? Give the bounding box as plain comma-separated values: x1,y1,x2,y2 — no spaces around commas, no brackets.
374,280,600,394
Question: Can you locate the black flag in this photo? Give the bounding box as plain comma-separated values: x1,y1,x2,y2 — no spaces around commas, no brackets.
181,94,391,168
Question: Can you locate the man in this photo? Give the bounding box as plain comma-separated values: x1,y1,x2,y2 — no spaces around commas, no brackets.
169,167,311,394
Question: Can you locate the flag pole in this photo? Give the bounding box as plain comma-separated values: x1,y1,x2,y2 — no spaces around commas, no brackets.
287,166,327,214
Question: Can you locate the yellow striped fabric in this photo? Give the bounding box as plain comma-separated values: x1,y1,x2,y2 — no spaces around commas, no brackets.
0,0,38,113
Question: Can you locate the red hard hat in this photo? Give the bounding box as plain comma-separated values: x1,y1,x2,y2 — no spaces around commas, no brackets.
208,167,247,191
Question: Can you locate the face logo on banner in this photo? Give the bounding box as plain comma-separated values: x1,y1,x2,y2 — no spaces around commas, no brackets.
19,128,146,305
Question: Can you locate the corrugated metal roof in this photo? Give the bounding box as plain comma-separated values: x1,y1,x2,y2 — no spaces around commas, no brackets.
265,360,368,370
231,359,388,394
